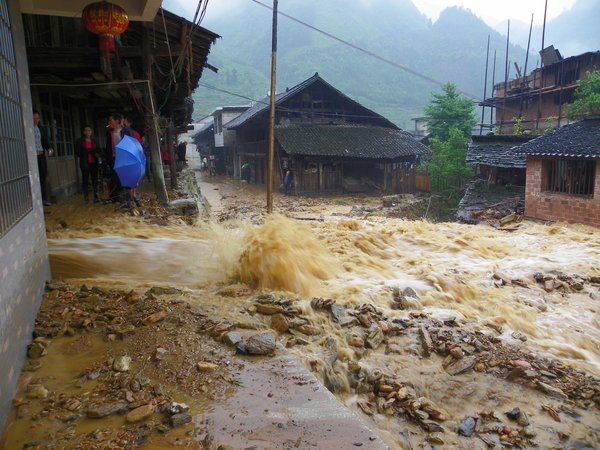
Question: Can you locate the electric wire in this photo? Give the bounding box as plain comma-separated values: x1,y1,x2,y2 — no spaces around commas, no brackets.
248,0,481,100
197,81,479,124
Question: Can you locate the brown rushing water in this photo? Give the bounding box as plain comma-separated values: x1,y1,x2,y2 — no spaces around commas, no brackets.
31,211,600,448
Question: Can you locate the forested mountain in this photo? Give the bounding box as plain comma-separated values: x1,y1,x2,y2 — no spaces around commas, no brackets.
191,0,536,128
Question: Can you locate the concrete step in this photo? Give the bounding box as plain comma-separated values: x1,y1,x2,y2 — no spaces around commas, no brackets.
199,351,389,449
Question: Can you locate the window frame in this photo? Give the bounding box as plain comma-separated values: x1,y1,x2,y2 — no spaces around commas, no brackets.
542,157,596,198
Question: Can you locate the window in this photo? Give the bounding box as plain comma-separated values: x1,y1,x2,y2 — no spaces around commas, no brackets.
214,114,223,134
0,0,33,237
38,92,74,157
543,158,596,197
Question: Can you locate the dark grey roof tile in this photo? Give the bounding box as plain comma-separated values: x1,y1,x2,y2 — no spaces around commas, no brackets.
275,125,431,159
515,118,600,158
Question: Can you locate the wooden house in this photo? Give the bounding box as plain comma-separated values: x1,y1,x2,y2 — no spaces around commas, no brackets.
481,48,600,134
225,73,431,194
518,118,600,227
23,7,218,200
211,105,250,175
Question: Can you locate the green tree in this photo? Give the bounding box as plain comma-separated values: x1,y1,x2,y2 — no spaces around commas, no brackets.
421,83,476,204
426,129,474,196
568,71,600,119
424,83,477,141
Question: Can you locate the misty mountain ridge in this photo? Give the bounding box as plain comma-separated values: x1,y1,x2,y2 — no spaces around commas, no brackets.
492,0,600,57
192,0,597,128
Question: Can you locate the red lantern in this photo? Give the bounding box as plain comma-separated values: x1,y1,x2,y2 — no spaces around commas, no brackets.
82,1,129,56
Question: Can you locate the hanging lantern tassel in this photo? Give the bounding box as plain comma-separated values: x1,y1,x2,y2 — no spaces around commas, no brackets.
99,34,116,54
82,1,129,65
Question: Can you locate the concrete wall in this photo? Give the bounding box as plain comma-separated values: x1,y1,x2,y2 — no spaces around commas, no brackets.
0,0,51,432
525,157,600,227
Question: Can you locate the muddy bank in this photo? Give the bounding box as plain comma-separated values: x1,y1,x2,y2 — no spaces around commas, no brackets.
5,274,599,449
2,282,389,450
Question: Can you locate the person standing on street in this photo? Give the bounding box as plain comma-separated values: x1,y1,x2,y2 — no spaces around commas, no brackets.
33,110,53,206
283,170,294,195
105,113,134,203
176,141,187,172
75,125,100,203
122,116,143,206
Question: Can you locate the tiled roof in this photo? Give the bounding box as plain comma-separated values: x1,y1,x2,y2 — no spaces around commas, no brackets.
515,118,600,158
224,73,397,130
193,121,214,138
275,125,431,159
467,135,534,169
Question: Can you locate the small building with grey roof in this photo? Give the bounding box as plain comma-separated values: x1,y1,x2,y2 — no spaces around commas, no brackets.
517,117,600,227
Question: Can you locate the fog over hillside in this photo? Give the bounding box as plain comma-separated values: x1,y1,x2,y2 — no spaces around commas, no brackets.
162,0,598,127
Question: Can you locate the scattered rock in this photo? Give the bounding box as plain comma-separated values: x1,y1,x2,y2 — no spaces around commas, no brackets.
419,326,433,356
126,403,155,423
270,314,289,334
297,324,320,336
538,382,568,399
357,400,375,416
458,416,477,437
197,362,219,372
27,342,47,359
170,412,192,428
26,384,48,399
222,331,242,347
426,432,445,445
143,310,167,325
449,347,464,359
255,303,285,315
349,336,365,348
245,332,276,355
444,356,476,376
146,287,181,296
512,331,528,341
113,355,132,372
87,402,129,418
330,304,356,327
154,347,168,361
166,402,190,414
365,324,384,350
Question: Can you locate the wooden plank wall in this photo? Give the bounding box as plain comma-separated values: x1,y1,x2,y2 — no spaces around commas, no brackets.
416,173,431,192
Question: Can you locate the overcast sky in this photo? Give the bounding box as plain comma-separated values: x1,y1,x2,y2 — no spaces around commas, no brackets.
165,0,576,27
413,0,575,25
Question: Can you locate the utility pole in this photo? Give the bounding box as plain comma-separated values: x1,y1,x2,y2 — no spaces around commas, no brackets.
480,35,490,135
266,0,278,213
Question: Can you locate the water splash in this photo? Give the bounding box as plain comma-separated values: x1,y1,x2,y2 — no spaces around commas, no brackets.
238,215,338,295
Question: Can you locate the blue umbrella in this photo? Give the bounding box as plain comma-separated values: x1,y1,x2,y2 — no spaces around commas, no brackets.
114,135,146,188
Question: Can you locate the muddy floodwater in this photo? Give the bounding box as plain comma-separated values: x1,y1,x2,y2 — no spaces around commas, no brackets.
3,189,600,449
49,216,600,374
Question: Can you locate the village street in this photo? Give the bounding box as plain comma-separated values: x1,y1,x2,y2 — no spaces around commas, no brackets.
1,157,600,449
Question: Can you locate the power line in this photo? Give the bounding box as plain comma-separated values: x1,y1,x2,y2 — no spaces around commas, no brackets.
198,82,258,103
248,0,481,101
198,81,477,124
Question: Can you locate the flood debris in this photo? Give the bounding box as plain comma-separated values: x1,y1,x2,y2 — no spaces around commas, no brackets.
238,281,600,448
457,181,525,226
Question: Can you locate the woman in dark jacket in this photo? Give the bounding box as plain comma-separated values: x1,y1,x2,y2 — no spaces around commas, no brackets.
75,125,100,203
